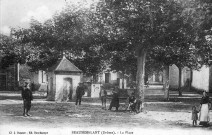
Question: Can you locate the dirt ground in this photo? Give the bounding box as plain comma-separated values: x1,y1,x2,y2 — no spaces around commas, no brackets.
0,89,212,135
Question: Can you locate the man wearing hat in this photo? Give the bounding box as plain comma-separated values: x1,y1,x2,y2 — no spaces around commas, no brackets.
22,82,33,117
75,83,85,105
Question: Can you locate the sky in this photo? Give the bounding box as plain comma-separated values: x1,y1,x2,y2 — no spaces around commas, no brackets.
0,0,96,36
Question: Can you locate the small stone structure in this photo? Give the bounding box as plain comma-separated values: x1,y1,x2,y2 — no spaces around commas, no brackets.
47,56,83,101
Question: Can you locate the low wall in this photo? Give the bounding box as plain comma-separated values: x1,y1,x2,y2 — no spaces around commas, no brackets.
192,66,209,92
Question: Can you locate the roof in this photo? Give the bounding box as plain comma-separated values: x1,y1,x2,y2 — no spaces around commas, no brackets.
48,56,82,73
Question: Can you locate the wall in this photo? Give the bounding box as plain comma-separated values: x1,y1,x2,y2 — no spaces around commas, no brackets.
181,67,191,86
0,63,19,91
30,70,48,91
169,65,191,89
47,72,56,101
209,66,212,93
169,65,179,89
192,66,209,92
97,72,128,88
31,72,39,84
100,72,118,84
55,74,81,101
38,70,47,84
148,72,163,84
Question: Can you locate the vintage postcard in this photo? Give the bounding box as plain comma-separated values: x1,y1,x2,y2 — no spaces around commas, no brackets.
0,0,212,135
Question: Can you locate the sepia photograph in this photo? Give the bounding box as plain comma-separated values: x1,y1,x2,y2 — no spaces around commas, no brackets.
0,0,212,135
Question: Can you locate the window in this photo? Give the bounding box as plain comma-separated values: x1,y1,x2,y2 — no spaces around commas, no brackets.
41,71,46,83
105,73,110,83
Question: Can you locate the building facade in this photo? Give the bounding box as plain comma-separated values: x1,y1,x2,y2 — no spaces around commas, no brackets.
169,64,212,93
0,62,19,91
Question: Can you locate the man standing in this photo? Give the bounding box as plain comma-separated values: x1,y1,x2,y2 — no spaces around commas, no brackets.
99,86,107,109
75,83,85,105
22,82,33,117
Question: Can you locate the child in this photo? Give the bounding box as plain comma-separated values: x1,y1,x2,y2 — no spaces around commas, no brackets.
191,106,199,126
22,82,33,117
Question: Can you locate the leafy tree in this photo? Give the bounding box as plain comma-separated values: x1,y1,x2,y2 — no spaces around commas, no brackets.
109,49,137,88
0,34,28,68
12,3,108,75
147,0,212,97
95,0,212,102
94,0,193,103
179,0,212,65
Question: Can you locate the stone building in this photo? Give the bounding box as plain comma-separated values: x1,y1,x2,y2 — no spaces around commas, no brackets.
47,56,83,101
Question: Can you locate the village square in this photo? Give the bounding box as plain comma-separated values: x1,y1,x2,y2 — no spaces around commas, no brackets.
0,0,212,135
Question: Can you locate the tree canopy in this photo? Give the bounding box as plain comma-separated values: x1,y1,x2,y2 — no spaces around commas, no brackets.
0,0,211,106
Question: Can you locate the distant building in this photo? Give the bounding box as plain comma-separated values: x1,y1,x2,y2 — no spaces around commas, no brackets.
147,71,163,85
94,71,130,89
30,70,48,92
169,65,191,90
169,64,212,93
192,65,212,92
0,60,19,91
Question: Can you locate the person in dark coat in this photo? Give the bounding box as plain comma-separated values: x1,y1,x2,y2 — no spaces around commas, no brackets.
108,86,119,111
126,92,137,112
75,83,85,105
22,82,33,117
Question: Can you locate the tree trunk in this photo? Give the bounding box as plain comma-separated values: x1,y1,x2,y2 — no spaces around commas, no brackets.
178,67,182,96
136,48,147,104
122,70,125,89
163,65,169,101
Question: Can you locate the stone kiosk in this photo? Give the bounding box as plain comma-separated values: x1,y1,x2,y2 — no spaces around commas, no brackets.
47,56,82,101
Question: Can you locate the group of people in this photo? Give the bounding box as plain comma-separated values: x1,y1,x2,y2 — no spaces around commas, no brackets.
99,85,142,113
99,85,120,111
21,82,85,117
191,91,211,127
21,81,211,128
21,81,139,116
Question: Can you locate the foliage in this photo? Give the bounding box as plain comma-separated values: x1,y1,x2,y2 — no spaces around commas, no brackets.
94,0,197,99
2,0,211,100
12,3,108,74
0,34,28,68
180,0,212,65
